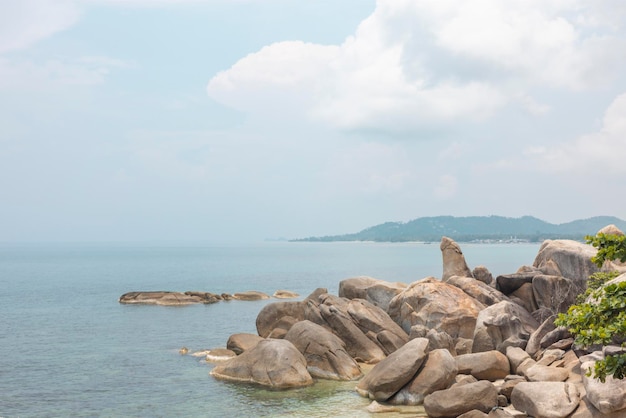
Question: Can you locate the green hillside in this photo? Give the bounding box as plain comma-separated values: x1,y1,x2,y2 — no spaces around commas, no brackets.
293,215,626,243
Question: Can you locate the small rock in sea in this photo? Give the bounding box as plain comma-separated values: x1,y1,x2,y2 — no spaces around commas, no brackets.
205,348,237,363
179,347,188,355
366,401,400,413
190,350,212,357
232,291,270,301
273,289,299,299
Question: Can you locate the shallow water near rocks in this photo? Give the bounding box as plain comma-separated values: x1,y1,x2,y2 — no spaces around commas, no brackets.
0,241,539,417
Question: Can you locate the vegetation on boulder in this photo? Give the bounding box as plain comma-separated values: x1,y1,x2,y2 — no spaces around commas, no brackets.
555,233,626,382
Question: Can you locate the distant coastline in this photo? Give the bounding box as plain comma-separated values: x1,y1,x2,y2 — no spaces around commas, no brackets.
291,215,626,243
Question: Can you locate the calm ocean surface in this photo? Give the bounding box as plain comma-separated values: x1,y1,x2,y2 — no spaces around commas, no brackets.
0,241,541,417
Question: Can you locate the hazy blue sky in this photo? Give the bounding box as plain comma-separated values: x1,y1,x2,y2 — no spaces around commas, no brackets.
2,0,626,242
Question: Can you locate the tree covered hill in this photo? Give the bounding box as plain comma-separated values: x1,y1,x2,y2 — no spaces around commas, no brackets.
293,215,626,243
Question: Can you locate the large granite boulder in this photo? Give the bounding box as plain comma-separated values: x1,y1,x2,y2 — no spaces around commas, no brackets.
338,276,407,312
523,363,569,382
532,274,579,314
582,360,626,415
423,380,498,418
284,320,362,381
343,297,409,354
255,288,327,337
456,351,510,381
389,348,458,405
389,277,485,339
533,239,599,285
355,338,429,401
445,275,509,306
511,382,580,418
319,301,386,364
256,300,306,338
210,339,313,389
472,300,539,353
441,236,474,281
226,333,264,355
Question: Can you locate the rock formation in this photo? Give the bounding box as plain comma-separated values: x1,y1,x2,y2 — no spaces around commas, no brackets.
200,230,626,417
441,236,474,281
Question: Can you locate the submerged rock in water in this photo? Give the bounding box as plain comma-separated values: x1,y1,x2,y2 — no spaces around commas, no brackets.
119,291,206,305
232,291,270,301
273,290,299,299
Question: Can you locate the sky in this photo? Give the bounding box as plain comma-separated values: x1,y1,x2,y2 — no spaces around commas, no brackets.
1,0,626,242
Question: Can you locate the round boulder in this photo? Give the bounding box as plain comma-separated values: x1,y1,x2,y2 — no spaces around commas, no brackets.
423,380,498,418
389,277,484,339
210,339,313,389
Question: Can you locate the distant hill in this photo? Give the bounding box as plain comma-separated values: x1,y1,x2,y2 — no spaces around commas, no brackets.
292,215,626,243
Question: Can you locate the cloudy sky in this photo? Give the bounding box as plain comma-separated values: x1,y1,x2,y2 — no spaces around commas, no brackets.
2,0,626,242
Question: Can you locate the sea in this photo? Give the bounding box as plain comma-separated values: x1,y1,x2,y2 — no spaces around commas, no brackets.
0,240,542,418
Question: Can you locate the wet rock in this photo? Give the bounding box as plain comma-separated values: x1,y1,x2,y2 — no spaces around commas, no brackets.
204,348,237,362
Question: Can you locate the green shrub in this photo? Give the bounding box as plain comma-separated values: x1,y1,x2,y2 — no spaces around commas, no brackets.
554,233,626,382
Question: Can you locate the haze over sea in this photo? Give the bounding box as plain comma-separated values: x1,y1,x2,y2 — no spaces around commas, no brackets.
0,241,542,417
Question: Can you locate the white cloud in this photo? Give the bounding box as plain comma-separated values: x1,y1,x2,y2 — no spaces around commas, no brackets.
207,41,339,116
0,56,131,90
206,0,626,134
531,92,626,175
0,0,80,53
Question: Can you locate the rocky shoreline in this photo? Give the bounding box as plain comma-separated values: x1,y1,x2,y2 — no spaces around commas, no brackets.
122,226,626,417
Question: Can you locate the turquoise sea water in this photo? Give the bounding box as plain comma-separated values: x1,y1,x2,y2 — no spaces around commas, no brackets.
0,241,541,417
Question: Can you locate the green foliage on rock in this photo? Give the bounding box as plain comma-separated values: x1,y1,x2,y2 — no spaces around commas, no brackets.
555,233,626,382
586,233,626,267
